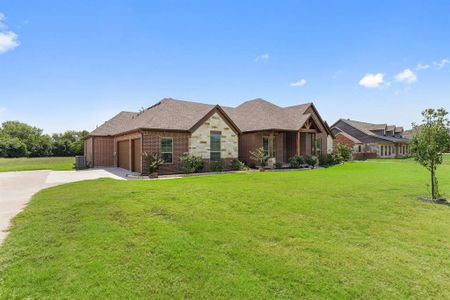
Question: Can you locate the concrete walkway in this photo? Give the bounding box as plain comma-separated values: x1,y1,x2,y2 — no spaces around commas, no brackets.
0,168,126,243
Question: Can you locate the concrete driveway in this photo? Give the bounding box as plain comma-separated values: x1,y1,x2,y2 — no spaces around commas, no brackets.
0,168,127,243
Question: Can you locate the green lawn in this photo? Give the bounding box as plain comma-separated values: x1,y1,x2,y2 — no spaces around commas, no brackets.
0,158,449,299
0,157,74,172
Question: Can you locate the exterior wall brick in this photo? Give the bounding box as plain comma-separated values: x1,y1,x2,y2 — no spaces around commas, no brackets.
141,130,190,175
333,133,356,150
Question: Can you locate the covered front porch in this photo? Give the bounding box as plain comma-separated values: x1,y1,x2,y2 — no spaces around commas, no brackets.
264,130,321,164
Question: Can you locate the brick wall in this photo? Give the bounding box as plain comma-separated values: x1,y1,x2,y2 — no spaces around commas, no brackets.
333,133,356,150
141,130,190,175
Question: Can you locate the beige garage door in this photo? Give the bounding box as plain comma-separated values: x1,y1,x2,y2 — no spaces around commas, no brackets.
118,140,130,170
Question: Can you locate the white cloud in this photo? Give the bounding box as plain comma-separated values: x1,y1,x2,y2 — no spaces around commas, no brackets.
0,31,19,54
290,79,307,87
416,63,430,70
0,12,19,54
433,58,450,69
359,73,384,88
0,107,6,113
395,69,417,84
254,53,269,62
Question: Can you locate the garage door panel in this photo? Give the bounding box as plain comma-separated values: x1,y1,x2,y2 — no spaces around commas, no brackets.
132,139,141,173
118,140,130,170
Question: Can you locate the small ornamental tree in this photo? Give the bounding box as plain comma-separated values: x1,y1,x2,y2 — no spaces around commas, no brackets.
335,144,352,161
143,152,165,178
410,108,450,200
250,147,269,171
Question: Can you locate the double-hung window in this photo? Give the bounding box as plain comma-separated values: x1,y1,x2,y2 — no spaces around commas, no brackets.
160,137,173,163
210,131,221,161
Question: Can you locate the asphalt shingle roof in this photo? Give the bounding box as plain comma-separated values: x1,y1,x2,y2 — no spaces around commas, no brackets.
89,98,328,136
338,119,410,143
223,98,312,132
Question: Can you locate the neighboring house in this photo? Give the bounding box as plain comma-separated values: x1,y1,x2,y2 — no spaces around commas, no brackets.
331,119,410,159
85,98,334,174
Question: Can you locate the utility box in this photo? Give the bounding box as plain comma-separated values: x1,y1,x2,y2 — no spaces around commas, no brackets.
75,156,86,170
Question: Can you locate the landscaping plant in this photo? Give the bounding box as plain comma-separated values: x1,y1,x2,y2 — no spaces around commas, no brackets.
249,147,269,171
304,155,318,168
142,152,165,178
410,108,450,200
211,159,225,172
288,155,305,168
180,154,204,174
230,159,248,171
335,144,352,161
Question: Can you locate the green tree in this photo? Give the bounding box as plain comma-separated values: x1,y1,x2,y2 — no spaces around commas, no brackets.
410,108,450,200
52,130,89,156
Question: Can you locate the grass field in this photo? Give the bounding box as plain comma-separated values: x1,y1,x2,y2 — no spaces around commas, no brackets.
0,157,449,298
0,157,74,172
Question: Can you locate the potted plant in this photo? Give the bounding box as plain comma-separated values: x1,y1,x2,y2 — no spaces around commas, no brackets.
249,147,269,172
142,152,165,178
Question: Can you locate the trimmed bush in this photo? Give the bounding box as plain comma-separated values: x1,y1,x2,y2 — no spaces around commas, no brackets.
289,156,305,168
211,159,225,172
180,154,204,174
336,144,352,161
230,159,248,171
305,155,318,168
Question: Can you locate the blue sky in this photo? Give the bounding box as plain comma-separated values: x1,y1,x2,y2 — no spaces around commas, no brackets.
0,1,449,133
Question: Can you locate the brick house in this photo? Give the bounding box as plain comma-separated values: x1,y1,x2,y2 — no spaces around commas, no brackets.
85,98,334,174
331,119,410,159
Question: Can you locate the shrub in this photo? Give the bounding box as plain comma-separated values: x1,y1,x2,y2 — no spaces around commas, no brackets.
180,154,204,174
211,159,225,172
247,161,256,169
249,147,269,169
318,154,330,167
274,161,283,169
142,152,165,174
336,144,352,161
304,155,317,168
289,155,305,168
230,159,248,171
330,153,343,165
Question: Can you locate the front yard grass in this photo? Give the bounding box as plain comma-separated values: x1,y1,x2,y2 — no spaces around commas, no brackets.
0,157,74,172
0,158,449,298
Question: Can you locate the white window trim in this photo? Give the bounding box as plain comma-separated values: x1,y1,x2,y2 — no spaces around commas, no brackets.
160,137,173,164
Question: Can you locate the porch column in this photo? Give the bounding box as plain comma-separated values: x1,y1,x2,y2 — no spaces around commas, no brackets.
296,131,301,156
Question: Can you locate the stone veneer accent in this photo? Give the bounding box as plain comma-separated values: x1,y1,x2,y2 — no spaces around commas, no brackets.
189,112,238,159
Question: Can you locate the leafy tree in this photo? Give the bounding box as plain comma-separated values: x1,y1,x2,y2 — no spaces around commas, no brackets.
52,130,89,156
410,108,450,200
0,121,88,157
0,135,27,157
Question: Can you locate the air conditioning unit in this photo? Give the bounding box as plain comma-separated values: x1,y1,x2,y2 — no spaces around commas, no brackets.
75,156,86,170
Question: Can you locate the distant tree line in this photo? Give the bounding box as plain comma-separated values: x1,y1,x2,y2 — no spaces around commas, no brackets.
0,121,88,158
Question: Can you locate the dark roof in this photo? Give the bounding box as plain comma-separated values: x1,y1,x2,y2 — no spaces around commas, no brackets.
332,119,409,143
223,98,312,132
90,111,138,136
332,127,362,143
90,98,332,136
